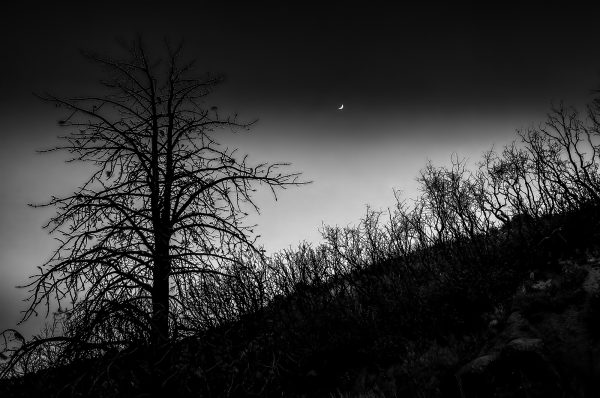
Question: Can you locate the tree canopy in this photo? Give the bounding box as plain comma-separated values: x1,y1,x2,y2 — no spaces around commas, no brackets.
1,39,304,374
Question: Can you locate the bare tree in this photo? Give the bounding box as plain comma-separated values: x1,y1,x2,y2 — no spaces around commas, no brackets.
4,39,303,368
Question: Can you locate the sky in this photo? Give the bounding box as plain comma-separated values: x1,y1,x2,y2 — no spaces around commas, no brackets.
1,2,600,337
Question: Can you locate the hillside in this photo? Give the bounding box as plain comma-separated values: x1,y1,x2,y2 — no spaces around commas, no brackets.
1,206,600,397
4,102,600,397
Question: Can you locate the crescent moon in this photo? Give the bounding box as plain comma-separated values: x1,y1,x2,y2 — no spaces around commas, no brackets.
338,104,344,110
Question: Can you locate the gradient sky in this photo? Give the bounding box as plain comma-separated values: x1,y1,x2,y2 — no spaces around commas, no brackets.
2,2,600,336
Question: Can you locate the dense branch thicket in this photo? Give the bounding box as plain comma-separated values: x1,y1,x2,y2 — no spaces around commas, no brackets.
227,101,600,396
271,102,600,295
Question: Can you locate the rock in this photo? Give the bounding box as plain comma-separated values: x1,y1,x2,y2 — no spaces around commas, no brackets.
531,278,553,291
456,329,564,397
458,353,499,375
505,337,543,352
495,311,537,344
455,353,499,398
583,266,600,294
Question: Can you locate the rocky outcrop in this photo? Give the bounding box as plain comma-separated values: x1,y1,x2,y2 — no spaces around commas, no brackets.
456,332,563,397
455,261,600,398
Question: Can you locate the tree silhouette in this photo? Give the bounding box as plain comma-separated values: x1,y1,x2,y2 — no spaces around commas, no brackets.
8,39,303,364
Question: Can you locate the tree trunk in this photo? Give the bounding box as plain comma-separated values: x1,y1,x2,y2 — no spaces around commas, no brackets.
151,237,170,348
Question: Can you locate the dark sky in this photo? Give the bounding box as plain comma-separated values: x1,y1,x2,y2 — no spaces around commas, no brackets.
2,2,600,336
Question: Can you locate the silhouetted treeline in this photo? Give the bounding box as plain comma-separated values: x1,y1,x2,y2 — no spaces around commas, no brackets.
3,102,600,397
